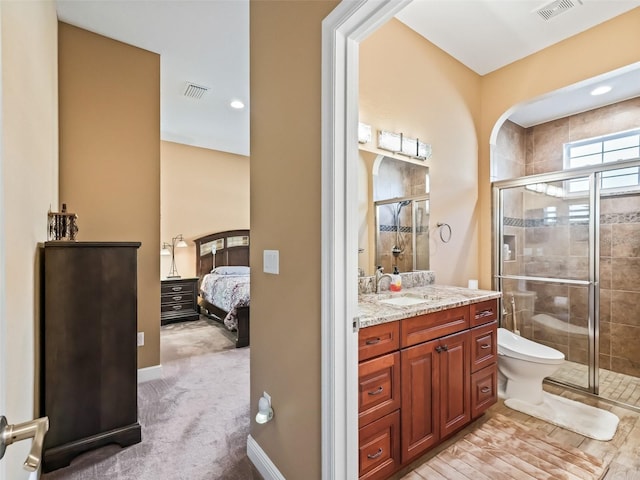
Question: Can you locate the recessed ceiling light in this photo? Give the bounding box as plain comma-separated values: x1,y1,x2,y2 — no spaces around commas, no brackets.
590,85,612,96
230,100,245,109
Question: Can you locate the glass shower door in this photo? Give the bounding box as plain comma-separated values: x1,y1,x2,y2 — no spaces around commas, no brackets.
598,166,640,405
495,173,596,392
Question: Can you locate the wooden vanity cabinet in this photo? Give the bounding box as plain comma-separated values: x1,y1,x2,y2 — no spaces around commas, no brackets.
358,298,499,480
470,320,498,419
400,329,470,464
358,321,402,480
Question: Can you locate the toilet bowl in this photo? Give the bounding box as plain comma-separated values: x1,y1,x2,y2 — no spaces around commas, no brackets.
497,327,565,405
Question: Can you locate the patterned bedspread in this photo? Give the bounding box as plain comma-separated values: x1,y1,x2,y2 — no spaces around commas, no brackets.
200,272,250,330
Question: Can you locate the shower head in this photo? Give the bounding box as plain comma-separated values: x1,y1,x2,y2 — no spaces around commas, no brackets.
397,200,411,211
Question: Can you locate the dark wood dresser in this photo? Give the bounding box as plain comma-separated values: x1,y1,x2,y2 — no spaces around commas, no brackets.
41,241,142,472
161,277,199,325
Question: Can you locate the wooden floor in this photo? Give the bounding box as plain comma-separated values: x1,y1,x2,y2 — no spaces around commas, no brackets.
396,384,640,480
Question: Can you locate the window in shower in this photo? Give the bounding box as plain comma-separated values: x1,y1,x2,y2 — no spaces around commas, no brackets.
565,129,640,193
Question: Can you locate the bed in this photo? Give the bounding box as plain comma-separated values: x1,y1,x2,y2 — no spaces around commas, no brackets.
194,229,250,348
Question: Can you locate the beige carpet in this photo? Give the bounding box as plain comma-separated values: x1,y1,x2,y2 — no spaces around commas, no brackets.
42,317,253,480
415,414,609,480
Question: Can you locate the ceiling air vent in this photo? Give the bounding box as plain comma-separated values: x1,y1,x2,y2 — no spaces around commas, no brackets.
534,0,582,21
183,82,210,99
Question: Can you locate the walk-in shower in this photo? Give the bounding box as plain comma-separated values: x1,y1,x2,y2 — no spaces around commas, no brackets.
374,195,429,274
493,157,640,409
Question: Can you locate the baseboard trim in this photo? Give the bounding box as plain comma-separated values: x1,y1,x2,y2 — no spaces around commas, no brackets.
247,434,285,480
137,365,163,383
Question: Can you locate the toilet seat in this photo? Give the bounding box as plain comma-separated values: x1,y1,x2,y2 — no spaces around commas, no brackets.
497,328,565,365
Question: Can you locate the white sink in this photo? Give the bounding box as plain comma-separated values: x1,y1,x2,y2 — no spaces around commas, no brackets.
378,295,429,306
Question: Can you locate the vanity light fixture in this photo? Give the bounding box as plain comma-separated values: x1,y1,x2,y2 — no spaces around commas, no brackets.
377,129,432,161
358,122,372,144
230,100,245,109
161,234,189,278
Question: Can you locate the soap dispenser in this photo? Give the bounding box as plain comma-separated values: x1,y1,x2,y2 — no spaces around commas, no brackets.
390,266,402,292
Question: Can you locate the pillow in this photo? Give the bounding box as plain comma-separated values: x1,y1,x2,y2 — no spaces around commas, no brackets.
211,266,250,275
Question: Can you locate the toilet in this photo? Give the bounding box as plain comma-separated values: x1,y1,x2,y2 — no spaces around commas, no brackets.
497,327,565,405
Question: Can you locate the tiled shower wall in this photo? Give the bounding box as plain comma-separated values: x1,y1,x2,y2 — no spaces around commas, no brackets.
495,97,640,377
374,156,428,274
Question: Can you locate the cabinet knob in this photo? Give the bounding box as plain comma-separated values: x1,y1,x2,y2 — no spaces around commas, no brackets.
365,337,381,345
481,387,491,394
172,296,183,301
480,344,491,350
172,305,183,310
171,286,183,292
367,448,383,460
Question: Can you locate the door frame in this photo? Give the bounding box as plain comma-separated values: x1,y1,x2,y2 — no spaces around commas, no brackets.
320,1,411,478
0,3,6,479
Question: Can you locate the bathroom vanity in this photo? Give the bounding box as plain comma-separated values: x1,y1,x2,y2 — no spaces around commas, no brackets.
357,285,501,480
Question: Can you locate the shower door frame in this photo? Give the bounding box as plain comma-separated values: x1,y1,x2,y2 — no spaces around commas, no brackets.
493,157,640,397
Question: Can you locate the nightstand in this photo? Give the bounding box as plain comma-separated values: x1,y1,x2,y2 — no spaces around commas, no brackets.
161,277,199,325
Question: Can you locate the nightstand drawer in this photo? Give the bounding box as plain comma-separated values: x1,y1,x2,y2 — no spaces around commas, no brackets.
161,282,195,295
160,278,199,325
161,292,191,305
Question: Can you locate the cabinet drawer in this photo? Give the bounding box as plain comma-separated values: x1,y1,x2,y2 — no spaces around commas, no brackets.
161,282,195,295
359,352,400,428
471,365,497,419
471,321,497,373
470,299,498,327
160,301,195,314
359,410,400,480
359,322,400,362
401,305,469,348
161,292,193,305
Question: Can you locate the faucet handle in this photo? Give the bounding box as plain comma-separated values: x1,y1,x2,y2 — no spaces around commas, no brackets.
0,415,50,472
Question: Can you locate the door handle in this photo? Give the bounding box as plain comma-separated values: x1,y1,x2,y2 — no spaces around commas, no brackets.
0,415,49,472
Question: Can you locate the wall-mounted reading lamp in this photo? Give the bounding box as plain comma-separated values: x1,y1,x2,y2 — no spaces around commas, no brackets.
161,234,188,278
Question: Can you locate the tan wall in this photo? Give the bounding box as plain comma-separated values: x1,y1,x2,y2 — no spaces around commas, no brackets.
0,2,58,478
58,23,161,369
479,7,640,289
160,141,249,279
250,1,338,478
360,19,482,286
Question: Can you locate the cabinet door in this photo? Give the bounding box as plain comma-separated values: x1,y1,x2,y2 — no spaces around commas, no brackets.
400,340,439,464
438,330,471,440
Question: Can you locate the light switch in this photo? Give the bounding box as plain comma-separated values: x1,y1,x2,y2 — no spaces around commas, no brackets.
263,250,279,274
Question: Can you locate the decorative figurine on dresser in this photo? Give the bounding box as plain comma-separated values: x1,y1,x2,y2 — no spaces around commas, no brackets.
40,241,142,472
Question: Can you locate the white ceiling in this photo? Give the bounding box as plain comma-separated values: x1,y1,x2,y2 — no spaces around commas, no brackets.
56,0,250,156
55,0,640,156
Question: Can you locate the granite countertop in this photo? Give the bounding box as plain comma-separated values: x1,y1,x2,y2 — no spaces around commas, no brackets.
358,284,502,329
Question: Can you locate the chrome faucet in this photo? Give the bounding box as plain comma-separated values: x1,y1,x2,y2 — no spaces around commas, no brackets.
375,266,393,294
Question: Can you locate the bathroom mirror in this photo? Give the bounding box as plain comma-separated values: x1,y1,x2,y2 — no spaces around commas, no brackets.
358,152,430,276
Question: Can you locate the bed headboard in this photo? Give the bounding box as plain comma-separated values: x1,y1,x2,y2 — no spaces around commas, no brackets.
193,229,250,279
